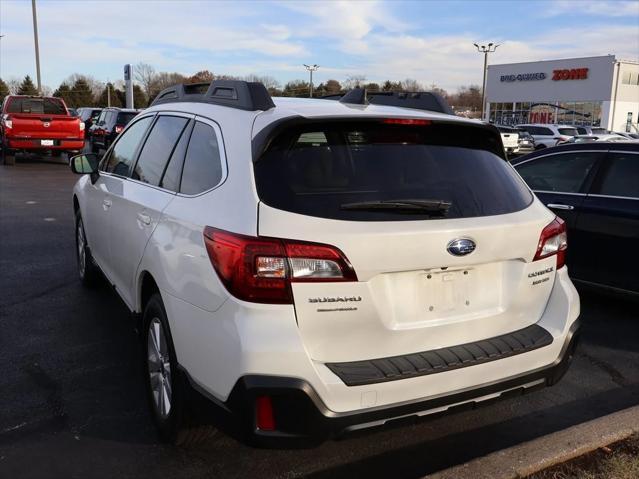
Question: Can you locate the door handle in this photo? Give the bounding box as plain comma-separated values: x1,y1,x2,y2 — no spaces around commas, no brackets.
102,198,112,210
547,203,574,211
137,212,152,226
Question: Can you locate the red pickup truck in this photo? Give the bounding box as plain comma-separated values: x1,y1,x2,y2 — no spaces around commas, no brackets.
1,95,85,165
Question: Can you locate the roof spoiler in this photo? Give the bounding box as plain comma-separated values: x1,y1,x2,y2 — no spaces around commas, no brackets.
150,80,275,111
330,88,454,115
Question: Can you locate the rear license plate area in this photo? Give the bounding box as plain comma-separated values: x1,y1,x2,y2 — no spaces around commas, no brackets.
40,139,55,146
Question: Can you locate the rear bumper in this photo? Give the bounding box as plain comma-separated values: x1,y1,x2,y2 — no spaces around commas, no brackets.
5,138,85,151
198,319,580,447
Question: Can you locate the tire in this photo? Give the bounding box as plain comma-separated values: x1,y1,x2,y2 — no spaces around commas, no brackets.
75,211,100,286
1,144,15,165
142,293,215,446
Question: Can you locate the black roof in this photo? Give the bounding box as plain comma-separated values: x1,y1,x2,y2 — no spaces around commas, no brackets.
511,141,639,164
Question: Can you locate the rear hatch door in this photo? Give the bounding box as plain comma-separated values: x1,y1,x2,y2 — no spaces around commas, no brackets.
255,119,556,363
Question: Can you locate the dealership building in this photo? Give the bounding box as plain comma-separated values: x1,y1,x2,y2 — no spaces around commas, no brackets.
485,55,639,132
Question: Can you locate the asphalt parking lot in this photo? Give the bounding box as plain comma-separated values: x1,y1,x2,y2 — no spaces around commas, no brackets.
0,158,638,479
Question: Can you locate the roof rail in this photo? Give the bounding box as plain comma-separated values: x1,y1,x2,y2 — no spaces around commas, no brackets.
150,80,276,111
329,88,454,115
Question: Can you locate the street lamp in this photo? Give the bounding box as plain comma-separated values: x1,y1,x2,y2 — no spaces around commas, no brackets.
473,42,500,120
303,64,319,98
32,0,42,93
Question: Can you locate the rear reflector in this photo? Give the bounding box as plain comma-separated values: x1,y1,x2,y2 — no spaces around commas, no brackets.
534,217,567,268
203,228,357,304
382,118,431,126
255,396,275,431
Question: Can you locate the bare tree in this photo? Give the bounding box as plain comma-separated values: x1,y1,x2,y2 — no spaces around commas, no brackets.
343,75,367,89
134,62,158,98
400,78,423,92
7,77,22,94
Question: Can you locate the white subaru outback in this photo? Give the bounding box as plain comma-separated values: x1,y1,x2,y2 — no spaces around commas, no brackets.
70,81,580,446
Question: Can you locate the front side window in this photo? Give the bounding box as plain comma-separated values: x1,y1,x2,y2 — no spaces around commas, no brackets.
103,116,153,176
595,153,639,198
516,152,600,193
180,121,223,195
132,116,189,186
255,121,531,221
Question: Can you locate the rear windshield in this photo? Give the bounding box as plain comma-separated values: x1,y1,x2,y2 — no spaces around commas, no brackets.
255,121,532,221
117,112,138,125
558,128,578,136
591,127,608,134
6,97,67,115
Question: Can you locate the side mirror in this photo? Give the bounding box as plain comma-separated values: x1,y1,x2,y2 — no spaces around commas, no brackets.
70,153,99,175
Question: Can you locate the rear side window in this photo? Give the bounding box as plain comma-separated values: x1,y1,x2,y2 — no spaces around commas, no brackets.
132,116,189,186
595,153,639,198
117,112,137,125
254,121,532,221
558,128,578,136
6,97,67,115
103,116,153,176
516,152,600,193
180,121,223,195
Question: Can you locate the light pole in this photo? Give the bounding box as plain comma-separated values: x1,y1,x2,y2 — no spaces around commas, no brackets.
303,64,319,98
473,42,499,120
31,0,42,93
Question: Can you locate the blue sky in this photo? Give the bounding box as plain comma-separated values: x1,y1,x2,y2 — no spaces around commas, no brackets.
1,0,638,93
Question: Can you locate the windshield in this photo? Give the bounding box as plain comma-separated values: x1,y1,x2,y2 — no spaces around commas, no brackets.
558,128,578,136
6,97,67,115
255,121,532,221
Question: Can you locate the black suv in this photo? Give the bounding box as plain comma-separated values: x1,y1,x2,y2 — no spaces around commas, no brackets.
88,107,139,153
76,108,102,138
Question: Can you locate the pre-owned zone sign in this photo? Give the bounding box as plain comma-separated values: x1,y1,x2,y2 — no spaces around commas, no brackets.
552,68,589,81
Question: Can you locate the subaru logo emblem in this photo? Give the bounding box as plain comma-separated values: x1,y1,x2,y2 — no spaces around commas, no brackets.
447,238,476,256
43,122,50,127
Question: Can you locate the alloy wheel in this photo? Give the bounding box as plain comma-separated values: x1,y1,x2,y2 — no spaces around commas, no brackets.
147,318,172,418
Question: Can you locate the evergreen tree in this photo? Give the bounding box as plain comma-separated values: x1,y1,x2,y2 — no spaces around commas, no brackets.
53,83,73,105
132,84,146,108
0,78,9,102
69,78,94,107
96,83,122,108
17,75,38,95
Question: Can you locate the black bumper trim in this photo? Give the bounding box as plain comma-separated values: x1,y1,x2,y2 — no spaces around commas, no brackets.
216,320,579,446
326,324,553,386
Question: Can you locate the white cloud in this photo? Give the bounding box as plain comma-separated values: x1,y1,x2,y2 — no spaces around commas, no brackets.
543,0,639,17
0,0,636,93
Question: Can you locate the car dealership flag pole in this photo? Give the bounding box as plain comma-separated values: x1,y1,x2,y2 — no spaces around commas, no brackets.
473,43,500,120
31,0,42,93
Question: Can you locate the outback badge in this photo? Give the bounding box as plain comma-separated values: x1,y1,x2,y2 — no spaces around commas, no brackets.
447,238,476,256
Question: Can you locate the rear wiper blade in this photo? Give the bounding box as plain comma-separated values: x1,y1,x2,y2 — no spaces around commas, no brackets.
340,199,452,214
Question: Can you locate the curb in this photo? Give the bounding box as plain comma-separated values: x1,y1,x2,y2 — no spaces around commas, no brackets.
427,404,639,479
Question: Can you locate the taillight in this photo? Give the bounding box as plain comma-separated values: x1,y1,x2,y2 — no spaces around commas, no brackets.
203,228,357,304
79,121,85,131
382,118,431,126
3,115,12,129
534,217,567,268
115,125,124,134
